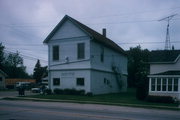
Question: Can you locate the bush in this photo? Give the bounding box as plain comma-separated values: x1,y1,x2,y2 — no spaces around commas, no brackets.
136,77,149,100
136,85,148,100
146,95,175,103
63,88,85,95
54,88,63,94
45,89,52,95
86,92,93,96
77,90,85,95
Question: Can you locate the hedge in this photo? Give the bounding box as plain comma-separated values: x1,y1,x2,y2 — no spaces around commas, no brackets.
146,95,175,103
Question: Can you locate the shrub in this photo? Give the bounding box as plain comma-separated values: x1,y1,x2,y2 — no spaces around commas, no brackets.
45,89,52,95
146,95,175,103
136,77,149,100
54,88,63,94
77,90,85,95
136,85,148,100
86,92,93,96
63,88,85,95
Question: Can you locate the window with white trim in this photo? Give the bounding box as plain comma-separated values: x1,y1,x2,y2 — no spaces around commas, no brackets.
174,78,178,91
76,78,84,86
77,43,85,59
151,78,155,91
168,78,172,91
162,78,167,91
157,78,161,91
53,45,59,61
53,78,60,86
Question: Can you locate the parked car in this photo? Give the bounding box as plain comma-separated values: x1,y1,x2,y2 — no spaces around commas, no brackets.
31,87,40,93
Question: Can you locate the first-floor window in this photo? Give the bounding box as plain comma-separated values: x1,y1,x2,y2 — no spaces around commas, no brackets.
150,77,179,92
151,78,155,91
53,78,60,86
174,78,178,91
162,78,167,91
76,78,84,86
157,78,161,91
168,78,173,91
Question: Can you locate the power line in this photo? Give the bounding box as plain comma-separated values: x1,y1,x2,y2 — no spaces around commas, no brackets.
117,41,180,45
4,50,48,63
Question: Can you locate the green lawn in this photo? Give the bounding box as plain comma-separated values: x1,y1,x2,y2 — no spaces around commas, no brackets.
27,88,179,109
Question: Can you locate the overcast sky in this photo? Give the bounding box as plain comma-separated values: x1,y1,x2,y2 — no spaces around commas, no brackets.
0,0,180,74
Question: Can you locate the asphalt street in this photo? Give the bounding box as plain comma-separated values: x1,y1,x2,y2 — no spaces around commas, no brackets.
0,100,180,120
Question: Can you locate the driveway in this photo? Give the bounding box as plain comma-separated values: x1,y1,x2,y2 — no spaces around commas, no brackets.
0,90,38,99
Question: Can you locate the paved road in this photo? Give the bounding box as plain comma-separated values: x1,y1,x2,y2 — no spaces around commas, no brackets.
0,100,180,120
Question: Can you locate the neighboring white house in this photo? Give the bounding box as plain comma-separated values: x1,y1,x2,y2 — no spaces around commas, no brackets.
43,15,127,94
0,69,7,89
148,50,180,100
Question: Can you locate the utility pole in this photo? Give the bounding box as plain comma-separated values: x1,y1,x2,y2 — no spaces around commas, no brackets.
159,14,177,50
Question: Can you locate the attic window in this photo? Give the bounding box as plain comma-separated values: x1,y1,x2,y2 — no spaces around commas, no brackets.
53,45,59,61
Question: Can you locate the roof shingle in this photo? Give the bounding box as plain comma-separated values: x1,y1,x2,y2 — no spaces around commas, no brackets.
149,50,180,63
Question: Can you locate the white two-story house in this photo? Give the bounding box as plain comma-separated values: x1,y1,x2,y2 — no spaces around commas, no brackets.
148,50,180,100
43,15,127,94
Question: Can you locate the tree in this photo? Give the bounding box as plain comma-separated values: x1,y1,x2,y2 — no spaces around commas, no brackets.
127,45,150,100
33,59,44,83
0,43,5,68
4,51,29,78
0,43,30,78
127,45,150,87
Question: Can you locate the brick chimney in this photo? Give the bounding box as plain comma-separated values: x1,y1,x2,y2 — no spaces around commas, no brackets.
102,28,106,37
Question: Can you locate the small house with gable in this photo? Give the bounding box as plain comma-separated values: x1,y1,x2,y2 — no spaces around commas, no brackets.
148,50,180,100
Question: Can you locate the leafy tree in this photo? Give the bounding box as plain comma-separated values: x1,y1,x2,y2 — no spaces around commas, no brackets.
127,45,149,87
127,45,150,100
0,43,30,78
4,51,29,78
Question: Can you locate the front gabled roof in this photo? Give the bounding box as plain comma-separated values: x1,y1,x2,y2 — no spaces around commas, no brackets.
149,50,180,63
43,15,126,55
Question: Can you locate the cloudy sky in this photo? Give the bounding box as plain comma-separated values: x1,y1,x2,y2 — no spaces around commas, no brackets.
0,0,180,74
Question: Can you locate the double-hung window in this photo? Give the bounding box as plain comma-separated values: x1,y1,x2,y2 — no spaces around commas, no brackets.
100,47,104,62
174,78,178,91
53,78,60,86
76,78,85,86
151,78,155,91
53,45,59,61
77,43,85,59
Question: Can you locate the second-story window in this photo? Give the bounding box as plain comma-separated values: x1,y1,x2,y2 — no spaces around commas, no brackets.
100,47,104,62
53,45,59,61
77,43,85,59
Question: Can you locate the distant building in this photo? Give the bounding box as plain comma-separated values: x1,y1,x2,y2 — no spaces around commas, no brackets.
5,78,36,89
148,50,180,100
43,15,128,94
0,69,7,89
